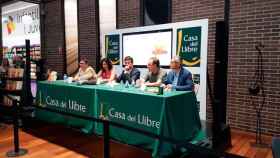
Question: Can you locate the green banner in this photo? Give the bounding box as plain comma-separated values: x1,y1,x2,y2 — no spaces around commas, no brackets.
36,81,95,133
105,34,120,65
176,27,201,67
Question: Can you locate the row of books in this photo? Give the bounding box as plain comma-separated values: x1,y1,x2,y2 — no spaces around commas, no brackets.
5,81,23,91
3,46,41,61
2,95,20,106
6,68,24,78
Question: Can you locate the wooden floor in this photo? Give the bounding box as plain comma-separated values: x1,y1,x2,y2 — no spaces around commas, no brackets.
227,130,273,158
0,124,273,158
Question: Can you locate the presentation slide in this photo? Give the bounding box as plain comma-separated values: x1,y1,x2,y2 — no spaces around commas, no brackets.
122,30,172,66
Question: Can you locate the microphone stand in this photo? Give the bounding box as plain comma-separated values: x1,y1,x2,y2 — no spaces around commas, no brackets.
249,43,270,148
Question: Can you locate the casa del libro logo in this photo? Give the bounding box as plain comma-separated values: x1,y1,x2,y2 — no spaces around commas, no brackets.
176,27,202,67
99,103,161,129
38,91,87,113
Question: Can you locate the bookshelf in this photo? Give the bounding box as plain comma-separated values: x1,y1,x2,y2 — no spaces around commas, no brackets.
0,40,36,122
3,45,41,81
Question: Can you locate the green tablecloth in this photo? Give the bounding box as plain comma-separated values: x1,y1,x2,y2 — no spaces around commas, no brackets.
35,81,202,157
36,81,96,133
94,85,201,157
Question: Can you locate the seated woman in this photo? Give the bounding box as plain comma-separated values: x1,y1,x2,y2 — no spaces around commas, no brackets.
97,58,115,83
74,58,96,81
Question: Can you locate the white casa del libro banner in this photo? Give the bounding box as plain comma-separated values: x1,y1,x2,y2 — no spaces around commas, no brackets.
103,19,208,120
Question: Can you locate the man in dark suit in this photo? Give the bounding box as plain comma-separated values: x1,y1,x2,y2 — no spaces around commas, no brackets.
164,56,193,91
117,56,140,84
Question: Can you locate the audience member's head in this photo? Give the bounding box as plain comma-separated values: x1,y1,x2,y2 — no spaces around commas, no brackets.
46,67,57,81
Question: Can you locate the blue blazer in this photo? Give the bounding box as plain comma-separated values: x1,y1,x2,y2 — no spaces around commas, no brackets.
116,67,140,84
165,67,193,91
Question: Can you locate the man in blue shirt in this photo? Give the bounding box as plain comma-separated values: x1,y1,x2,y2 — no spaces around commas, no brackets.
164,56,193,91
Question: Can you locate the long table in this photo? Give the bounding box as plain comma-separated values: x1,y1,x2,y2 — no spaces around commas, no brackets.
35,81,203,157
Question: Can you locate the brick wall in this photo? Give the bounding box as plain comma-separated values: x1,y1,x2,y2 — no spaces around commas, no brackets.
228,0,280,135
117,0,280,135
42,0,100,72
78,0,99,69
42,0,65,74
117,0,141,28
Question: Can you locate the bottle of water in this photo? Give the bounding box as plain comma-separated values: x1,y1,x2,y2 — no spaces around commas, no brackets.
63,74,68,82
131,80,135,87
125,80,129,88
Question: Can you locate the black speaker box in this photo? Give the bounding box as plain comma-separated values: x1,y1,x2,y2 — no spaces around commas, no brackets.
142,0,170,25
211,20,232,151
213,21,228,124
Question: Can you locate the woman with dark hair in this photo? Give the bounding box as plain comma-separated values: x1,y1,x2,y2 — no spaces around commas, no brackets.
97,58,115,83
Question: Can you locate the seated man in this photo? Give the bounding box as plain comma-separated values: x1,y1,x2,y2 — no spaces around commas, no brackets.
74,58,96,81
143,57,166,87
164,56,193,91
117,56,140,84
